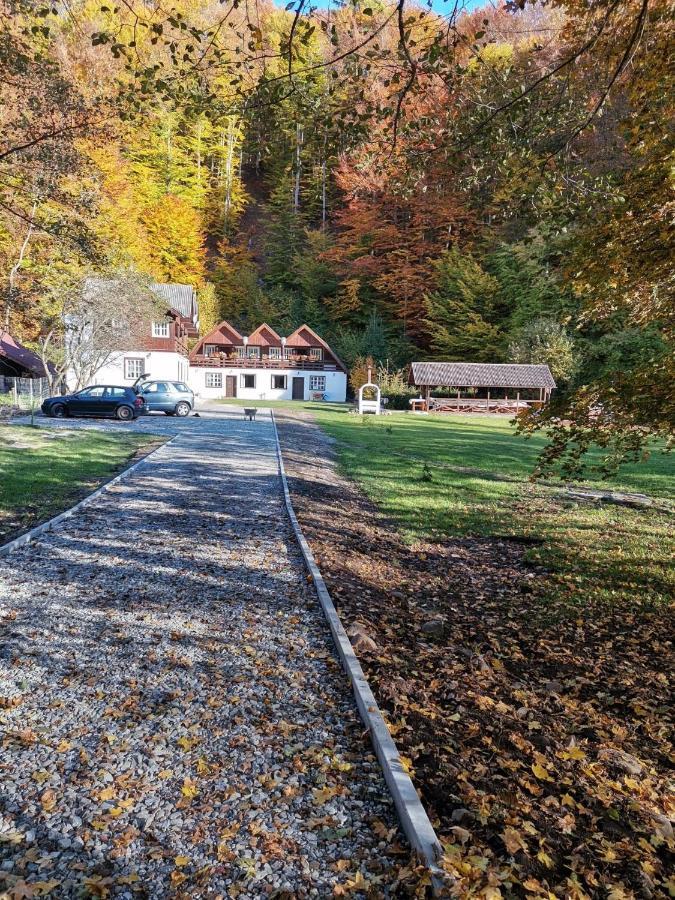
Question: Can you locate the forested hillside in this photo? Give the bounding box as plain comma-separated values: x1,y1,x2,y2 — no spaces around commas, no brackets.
1,0,672,467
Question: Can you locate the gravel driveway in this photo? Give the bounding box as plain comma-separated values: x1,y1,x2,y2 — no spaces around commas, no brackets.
0,413,405,897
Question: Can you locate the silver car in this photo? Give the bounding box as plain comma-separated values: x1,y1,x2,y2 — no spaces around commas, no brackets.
136,380,194,416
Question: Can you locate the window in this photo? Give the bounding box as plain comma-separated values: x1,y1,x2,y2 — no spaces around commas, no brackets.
78,386,106,397
283,347,293,359
205,372,222,389
172,383,190,393
271,374,287,390
152,321,170,338
241,374,256,389
143,382,169,393
310,375,326,392
269,347,281,359
246,346,261,358
204,344,217,357
124,357,145,380
235,346,246,358
308,347,323,360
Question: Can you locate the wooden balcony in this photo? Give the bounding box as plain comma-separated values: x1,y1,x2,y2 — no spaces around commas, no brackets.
190,353,339,372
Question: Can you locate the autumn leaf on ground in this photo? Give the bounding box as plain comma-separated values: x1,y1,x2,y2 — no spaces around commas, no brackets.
181,777,199,799
312,785,344,805
40,790,57,813
502,827,528,855
532,763,553,781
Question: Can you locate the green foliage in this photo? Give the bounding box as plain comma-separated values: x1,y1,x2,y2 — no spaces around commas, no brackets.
333,308,399,369
509,318,577,384
485,231,574,331
425,249,503,361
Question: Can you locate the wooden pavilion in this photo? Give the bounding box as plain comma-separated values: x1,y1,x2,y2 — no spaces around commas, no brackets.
409,362,556,413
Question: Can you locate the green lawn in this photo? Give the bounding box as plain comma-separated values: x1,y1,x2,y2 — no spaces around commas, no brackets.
0,426,162,543
311,410,674,610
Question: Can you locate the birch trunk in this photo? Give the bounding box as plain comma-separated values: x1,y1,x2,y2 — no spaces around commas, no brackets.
293,123,303,213
5,201,37,330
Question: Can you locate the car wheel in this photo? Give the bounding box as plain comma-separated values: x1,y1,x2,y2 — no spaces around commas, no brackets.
116,405,134,421
175,402,191,417
52,403,66,418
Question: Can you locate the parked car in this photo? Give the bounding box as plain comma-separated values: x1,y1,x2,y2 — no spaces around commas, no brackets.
135,380,194,417
41,386,145,421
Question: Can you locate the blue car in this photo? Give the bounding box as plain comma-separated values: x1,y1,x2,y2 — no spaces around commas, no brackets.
41,386,145,421
136,380,194,416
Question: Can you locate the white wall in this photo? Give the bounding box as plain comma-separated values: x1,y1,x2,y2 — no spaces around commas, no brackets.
85,351,189,388
188,367,347,403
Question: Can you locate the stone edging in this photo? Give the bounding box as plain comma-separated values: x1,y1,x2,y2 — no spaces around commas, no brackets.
270,411,445,885
0,433,175,556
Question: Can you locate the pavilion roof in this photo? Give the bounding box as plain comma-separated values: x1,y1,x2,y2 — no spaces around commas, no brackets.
410,362,556,390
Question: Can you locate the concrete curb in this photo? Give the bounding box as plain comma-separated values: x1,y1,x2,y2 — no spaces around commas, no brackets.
270,411,446,885
0,432,175,557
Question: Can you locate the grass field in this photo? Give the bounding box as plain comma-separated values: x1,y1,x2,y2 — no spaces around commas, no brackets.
311,410,674,609
0,425,162,543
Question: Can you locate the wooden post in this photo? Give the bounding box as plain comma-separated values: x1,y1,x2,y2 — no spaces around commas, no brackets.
425,385,430,412
457,388,460,411
486,388,490,412
516,390,520,409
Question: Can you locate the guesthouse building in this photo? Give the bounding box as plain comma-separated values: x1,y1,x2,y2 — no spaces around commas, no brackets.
92,282,199,387
189,321,347,402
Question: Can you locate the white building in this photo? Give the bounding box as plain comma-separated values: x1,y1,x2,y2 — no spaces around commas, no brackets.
92,283,199,388
189,321,347,403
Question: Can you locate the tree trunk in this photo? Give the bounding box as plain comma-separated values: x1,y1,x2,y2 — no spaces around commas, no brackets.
6,201,37,330
293,123,303,213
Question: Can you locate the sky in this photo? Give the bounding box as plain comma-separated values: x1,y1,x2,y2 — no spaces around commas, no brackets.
281,0,491,14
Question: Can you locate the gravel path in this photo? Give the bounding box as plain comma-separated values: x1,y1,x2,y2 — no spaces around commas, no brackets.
0,413,405,898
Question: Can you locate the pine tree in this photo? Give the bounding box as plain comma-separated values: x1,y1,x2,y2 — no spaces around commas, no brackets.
425,248,503,361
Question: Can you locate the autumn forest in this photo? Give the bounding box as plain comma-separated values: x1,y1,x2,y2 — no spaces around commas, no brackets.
1,0,672,465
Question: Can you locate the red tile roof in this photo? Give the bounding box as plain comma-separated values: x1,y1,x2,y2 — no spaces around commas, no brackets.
0,332,53,377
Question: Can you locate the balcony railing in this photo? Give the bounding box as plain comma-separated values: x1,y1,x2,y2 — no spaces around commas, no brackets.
190,354,338,371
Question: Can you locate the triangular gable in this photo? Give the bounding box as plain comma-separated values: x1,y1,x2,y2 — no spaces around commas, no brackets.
247,323,282,347
215,321,244,345
191,320,243,357
285,324,347,372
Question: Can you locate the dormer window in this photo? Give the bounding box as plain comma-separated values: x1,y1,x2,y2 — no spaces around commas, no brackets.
308,347,323,360
152,321,170,338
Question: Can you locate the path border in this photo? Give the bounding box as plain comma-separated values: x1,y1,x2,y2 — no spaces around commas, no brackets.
270,411,446,886
0,432,175,557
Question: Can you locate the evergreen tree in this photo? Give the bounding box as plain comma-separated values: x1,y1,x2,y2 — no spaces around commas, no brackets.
425,248,503,361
